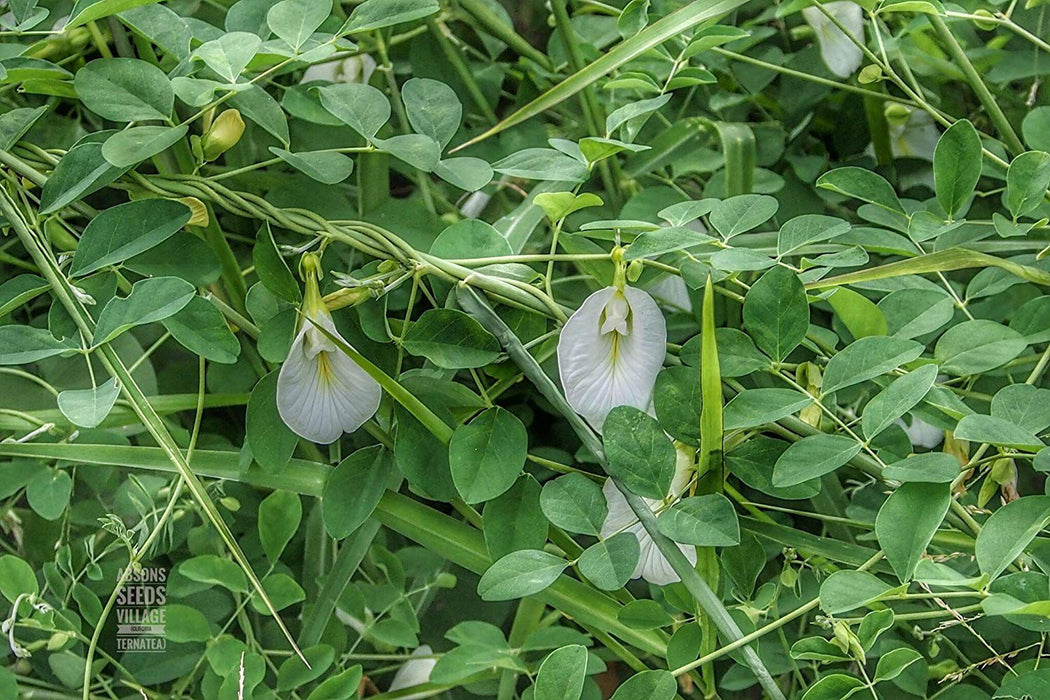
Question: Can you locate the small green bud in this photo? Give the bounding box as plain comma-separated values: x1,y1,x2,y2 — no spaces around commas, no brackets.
972,9,997,30
201,109,245,161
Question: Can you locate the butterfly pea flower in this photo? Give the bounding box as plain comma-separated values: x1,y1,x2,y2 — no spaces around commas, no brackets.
802,1,864,79
387,645,438,699
601,443,697,585
300,54,377,84
557,284,667,431
276,254,381,444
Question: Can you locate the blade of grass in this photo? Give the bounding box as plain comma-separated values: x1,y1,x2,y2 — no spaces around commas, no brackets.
457,285,787,700
451,0,750,152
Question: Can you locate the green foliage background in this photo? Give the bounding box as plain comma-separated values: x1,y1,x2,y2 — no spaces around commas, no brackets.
1,0,1050,697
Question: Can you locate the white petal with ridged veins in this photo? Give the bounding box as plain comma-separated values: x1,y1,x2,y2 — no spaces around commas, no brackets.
276,311,381,444
802,1,864,79
557,286,666,431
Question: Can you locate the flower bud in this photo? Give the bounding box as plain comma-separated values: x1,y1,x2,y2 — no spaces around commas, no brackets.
177,197,210,228
201,109,244,161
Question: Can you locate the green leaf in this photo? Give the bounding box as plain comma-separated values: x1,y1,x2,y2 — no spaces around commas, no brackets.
822,336,924,395
484,475,548,558
0,555,38,603
602,406,676,499
431,219,512,259
68,0,160,27
954,414,1044,451
618,599,674,629
308,666,363,700
74,57,173,122
40,141,128,214
477,550,567,601
653,366,702,444
876,482,951,582
246,371,299,473
874,647,923,683
723,388,812,430
933,119,982,218
0,106,47,151
71,199,191,277
277,645,334,691
534,645,588,700
1006,151,1050,218
623,226,715,260
743,266,809,362
372,133,441,172
609,670,677,700
402,77,461,149
450,407,527,504
816,166,905,214
101,124,189,168
0,275,47,318
827,287,887,339
318,83,390,139
165,604,212,642
992,384,1050,434
976,496,1050,581
267,0,330,50
492,148,590,182
402,309,500,369
435,157,493,191
180,554,249,592
799,674,865,700
709,194,778,239
539,473,607,536
258,490,301,562
162,296,241,364
92,276,195,345
253,223,301,303
819,570,895,614
934,319,1026,376
323,446,393,538
57,378,120,429
194,31,261,83
657,494,739,546
270,148,354,184
26,468,72,520
861,364,938,440
342,0,438,32
882,453,960,483
231,84,290,145
0,326,71,365
777,214,851,256
772,434,862,488
578,532,639,590
533,192,604,222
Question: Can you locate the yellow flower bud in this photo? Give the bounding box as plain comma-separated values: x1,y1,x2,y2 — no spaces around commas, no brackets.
201,109,245,161
177,197,210,228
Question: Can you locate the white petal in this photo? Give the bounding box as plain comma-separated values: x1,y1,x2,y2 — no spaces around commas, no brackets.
276,326,382,444
389,645,437,699
646,275,693,313
300,55,377,84
600,444,697,586
894,111,939,161
899,417,944,449
803,1,864,79
557,286,666,430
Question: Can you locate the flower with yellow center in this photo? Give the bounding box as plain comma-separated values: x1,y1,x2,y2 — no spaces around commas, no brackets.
557,283,666,431
276,254,381,443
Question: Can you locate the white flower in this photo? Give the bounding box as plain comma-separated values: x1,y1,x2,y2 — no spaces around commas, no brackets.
802,1,864,79
557,285,666,431
276,255,381,444
601,444,697,585
300,54,377,84
388,645,437,699
886,106,939,161
899,416,944,449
